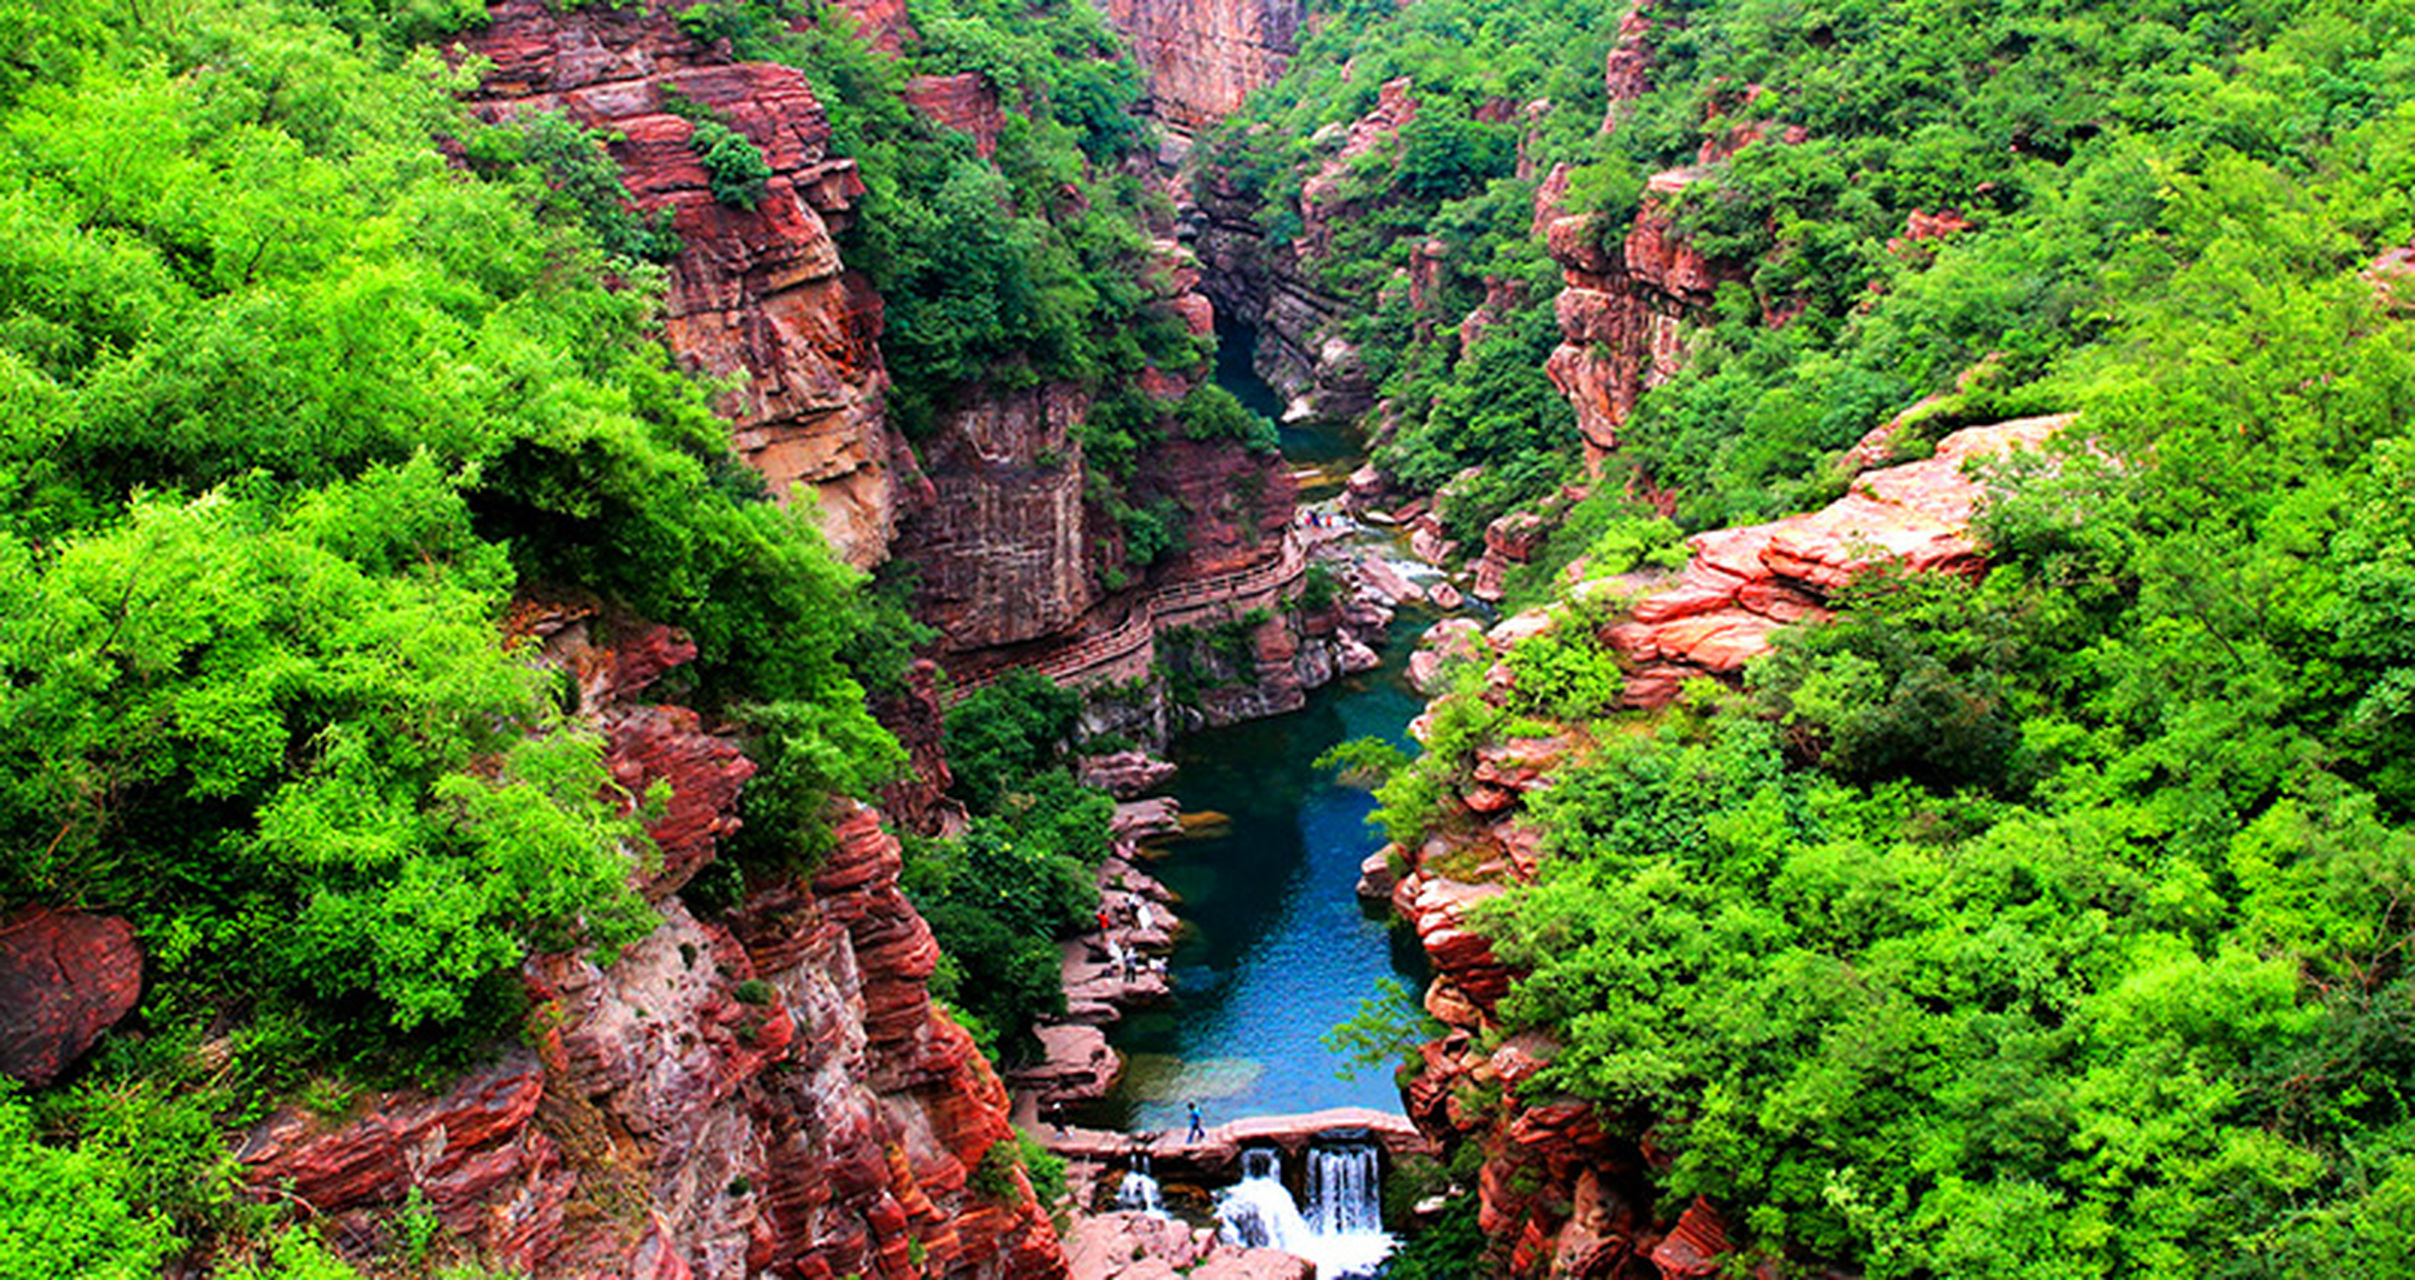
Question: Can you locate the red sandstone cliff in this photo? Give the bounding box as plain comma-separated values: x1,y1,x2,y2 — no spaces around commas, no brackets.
1603,415,2068,705
1541,166,1741,477
240,607,1068,1279
463,0,917,570
464,0,1322,752
1103,0,1302,136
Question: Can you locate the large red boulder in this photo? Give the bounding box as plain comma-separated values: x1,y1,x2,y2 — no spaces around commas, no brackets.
0,908,141,1085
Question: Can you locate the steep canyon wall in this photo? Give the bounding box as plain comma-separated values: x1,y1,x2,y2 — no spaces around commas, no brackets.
240,611,1068,1279
466,1,1346,739
1102,0,1303,136
467,0,911,569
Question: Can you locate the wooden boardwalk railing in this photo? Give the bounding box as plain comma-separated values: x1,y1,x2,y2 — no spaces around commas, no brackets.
947,533,1309,702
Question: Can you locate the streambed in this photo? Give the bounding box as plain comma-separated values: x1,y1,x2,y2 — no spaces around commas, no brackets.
1091,327,1436,1135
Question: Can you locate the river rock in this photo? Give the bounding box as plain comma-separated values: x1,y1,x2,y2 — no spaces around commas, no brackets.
1489,608,1556,648
1103,856,1177,904
1192,1253,1315,1280
1010,1023,1122,1102
1471,552,1510,602
1336,636,1382,674
1410,524,1459,565
1357,556,1416,605
0,908,142,1086
1114,797,1185,842
1357,849,1400,902
1079,750,1180,798
1065,1212,1313,1280
1409,618,1486,693
1428,580,1464,610
1472,735,1569,792
1484,510,1552,563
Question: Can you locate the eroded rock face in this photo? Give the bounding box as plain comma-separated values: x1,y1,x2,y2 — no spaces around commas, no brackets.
0,908,141,1086
463,0,910,569
1605,415,2069,704
1103,0,1304,135
906,72,1006,157
877,659,966,837
1191,84,1421,423
1075,751,1180,798
241,610,1068,1279
1543,169,1740,473
898,384,1100,651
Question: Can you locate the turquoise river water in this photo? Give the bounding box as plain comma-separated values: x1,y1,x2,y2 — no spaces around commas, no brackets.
1086,328,1435,1135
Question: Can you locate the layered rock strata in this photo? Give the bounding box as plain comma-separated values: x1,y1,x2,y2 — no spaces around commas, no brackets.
463,0,913,569
897,233,1340,722
1103,0,1304,135
1189,84,1425,422
466,2,1325,756
1604,415,2068,706
1542,169,1741,475
240,609,1067,1279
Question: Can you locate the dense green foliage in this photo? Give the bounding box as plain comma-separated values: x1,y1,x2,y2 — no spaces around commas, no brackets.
909,670,1113,1056
1196,0,1622,533
1207,0,2415,538
1326,2,2415,1270
0,0,903,1268
0,1087,178,1278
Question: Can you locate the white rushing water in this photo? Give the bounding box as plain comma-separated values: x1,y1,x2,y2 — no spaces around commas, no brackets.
1215,1144,1395,1277
1117,1156,1166,1216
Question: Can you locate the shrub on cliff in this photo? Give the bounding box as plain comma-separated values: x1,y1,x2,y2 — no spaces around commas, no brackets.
1172,382,1281,452
918,674,1118,1053
946,669,1085,811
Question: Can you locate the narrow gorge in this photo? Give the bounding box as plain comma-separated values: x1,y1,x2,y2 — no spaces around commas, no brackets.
9,1,2415,1278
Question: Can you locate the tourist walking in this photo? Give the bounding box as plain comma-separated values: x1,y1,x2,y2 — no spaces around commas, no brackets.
1186,1101,1204,1144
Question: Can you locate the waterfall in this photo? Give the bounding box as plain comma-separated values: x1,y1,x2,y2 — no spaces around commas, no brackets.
1305,1143,1383,1236
1215,1141,1394,1277
1117,1155,1165,1216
